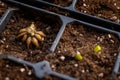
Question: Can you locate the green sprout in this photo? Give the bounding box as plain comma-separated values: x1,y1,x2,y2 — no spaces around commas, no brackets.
94,45,102,53
75,51,83,61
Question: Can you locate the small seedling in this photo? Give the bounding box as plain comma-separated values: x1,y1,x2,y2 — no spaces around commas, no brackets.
75,51,83,61
94,45,102,53
17,22,46,48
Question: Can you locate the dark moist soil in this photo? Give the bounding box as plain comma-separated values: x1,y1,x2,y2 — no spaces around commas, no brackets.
0,0,120,80
0,60,39,80
0,10,62,80
0,1,8,17
75,0,120,23
0,11,60,62
45,22,120,80
41,0,120,23
0,15,120,80
43,0,72,7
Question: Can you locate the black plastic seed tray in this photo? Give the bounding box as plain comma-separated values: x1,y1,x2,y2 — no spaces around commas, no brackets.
0,53,76,80
7,0,120,33
4,0,120,51
0,2,77,80
0,0,120,80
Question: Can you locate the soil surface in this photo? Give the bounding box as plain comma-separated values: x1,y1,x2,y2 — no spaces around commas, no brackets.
76,0,120,23
43,0,120,23
0,10,60,62
0,0,120,80
0,10,61,80
46,22,120,80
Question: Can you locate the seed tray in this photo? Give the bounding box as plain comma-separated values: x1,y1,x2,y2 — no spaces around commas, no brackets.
48,22,120,79
0,2,76,80
0,0,120,80
13,0,120,33
43,0,120,23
